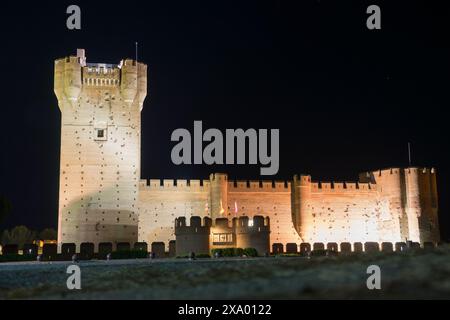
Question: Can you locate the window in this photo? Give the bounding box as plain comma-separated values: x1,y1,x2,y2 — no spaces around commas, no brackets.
94,128,107,141
212,233,233,244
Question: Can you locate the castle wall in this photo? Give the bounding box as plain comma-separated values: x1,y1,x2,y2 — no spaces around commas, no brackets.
292,175,403,244
361,168,408,241
226,181,301,246
138,179,210,250
137,177,299,249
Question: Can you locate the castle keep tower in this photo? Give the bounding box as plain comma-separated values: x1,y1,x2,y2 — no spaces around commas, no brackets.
54,49,147,248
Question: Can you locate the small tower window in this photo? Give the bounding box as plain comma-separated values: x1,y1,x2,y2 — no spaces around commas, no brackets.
94,128,107,141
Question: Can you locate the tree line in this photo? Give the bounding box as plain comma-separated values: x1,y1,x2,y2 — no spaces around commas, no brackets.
1,195,57,249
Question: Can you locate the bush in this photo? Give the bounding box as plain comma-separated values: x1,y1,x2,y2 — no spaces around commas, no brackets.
243,248,258,257
0,254,36,263
110,249,148,260
211,248,234,257
211,248,258,257
310,249,327,257
175,252,210,259
275,253,301,257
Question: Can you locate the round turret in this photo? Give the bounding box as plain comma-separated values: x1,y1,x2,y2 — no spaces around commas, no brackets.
404,168,422,242
137,62,147,110
120,59,138,104
209,173,228,219
291,175,311,242
63,56,82,102
54,59,65,103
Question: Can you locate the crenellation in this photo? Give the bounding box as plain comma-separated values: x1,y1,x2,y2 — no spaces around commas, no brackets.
163,179,174,188
346,182,356,190
321,182,331,190
309,181,377,192
226,180,291,192
334,182,344,190
262,181,272,190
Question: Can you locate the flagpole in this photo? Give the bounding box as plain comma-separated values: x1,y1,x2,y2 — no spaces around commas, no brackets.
135,41,138,63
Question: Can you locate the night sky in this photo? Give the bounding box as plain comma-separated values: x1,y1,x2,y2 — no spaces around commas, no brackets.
0,1,449,240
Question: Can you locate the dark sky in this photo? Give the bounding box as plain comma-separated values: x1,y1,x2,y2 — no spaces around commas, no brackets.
0,1,449,240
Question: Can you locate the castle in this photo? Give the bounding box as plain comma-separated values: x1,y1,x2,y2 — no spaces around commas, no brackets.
54,49,440,253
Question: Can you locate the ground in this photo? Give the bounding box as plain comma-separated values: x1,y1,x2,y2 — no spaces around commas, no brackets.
1,247,450,299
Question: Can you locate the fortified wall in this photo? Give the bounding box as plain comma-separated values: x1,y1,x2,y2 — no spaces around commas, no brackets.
138,173,300,249
174,215,271,256
291,167,439,244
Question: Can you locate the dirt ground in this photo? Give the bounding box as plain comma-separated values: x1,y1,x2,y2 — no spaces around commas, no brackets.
1,246,450,299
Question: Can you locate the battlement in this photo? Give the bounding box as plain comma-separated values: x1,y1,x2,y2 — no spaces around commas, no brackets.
210,173,227,181
174,216,212,236
228,180,290,192
233,215,270,232
121,59,138,67
309,181,377,192
404,167,437,175
139,177,291,192
174,215,270,232
294,174,378,193
139,179,211,191
54,49,147,106
366,167,436,177
82,64,121,87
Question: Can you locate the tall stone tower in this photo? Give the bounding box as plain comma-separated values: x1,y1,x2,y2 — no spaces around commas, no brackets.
54,49,147,248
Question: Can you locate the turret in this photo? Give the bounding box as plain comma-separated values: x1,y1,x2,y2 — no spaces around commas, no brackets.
54,49,85,107
174,216,211,256
291,174,311,242
209,173,228,219
366,168,407,241
404,167,423,242
404,167,440,243
234,215,270,256
429,168,440,242
120,59,138,104
137,62,147,110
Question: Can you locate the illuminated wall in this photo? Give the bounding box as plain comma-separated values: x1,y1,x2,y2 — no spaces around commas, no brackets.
138,179,210,250
137,174,301,249
292,168,440,245
55,49,147,248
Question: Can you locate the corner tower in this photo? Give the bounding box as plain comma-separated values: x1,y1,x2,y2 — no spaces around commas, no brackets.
54,49,147,248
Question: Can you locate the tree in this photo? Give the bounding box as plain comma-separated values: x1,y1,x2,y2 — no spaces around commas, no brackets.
0,225,36,249
39,228,57,241
0,195,12,226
